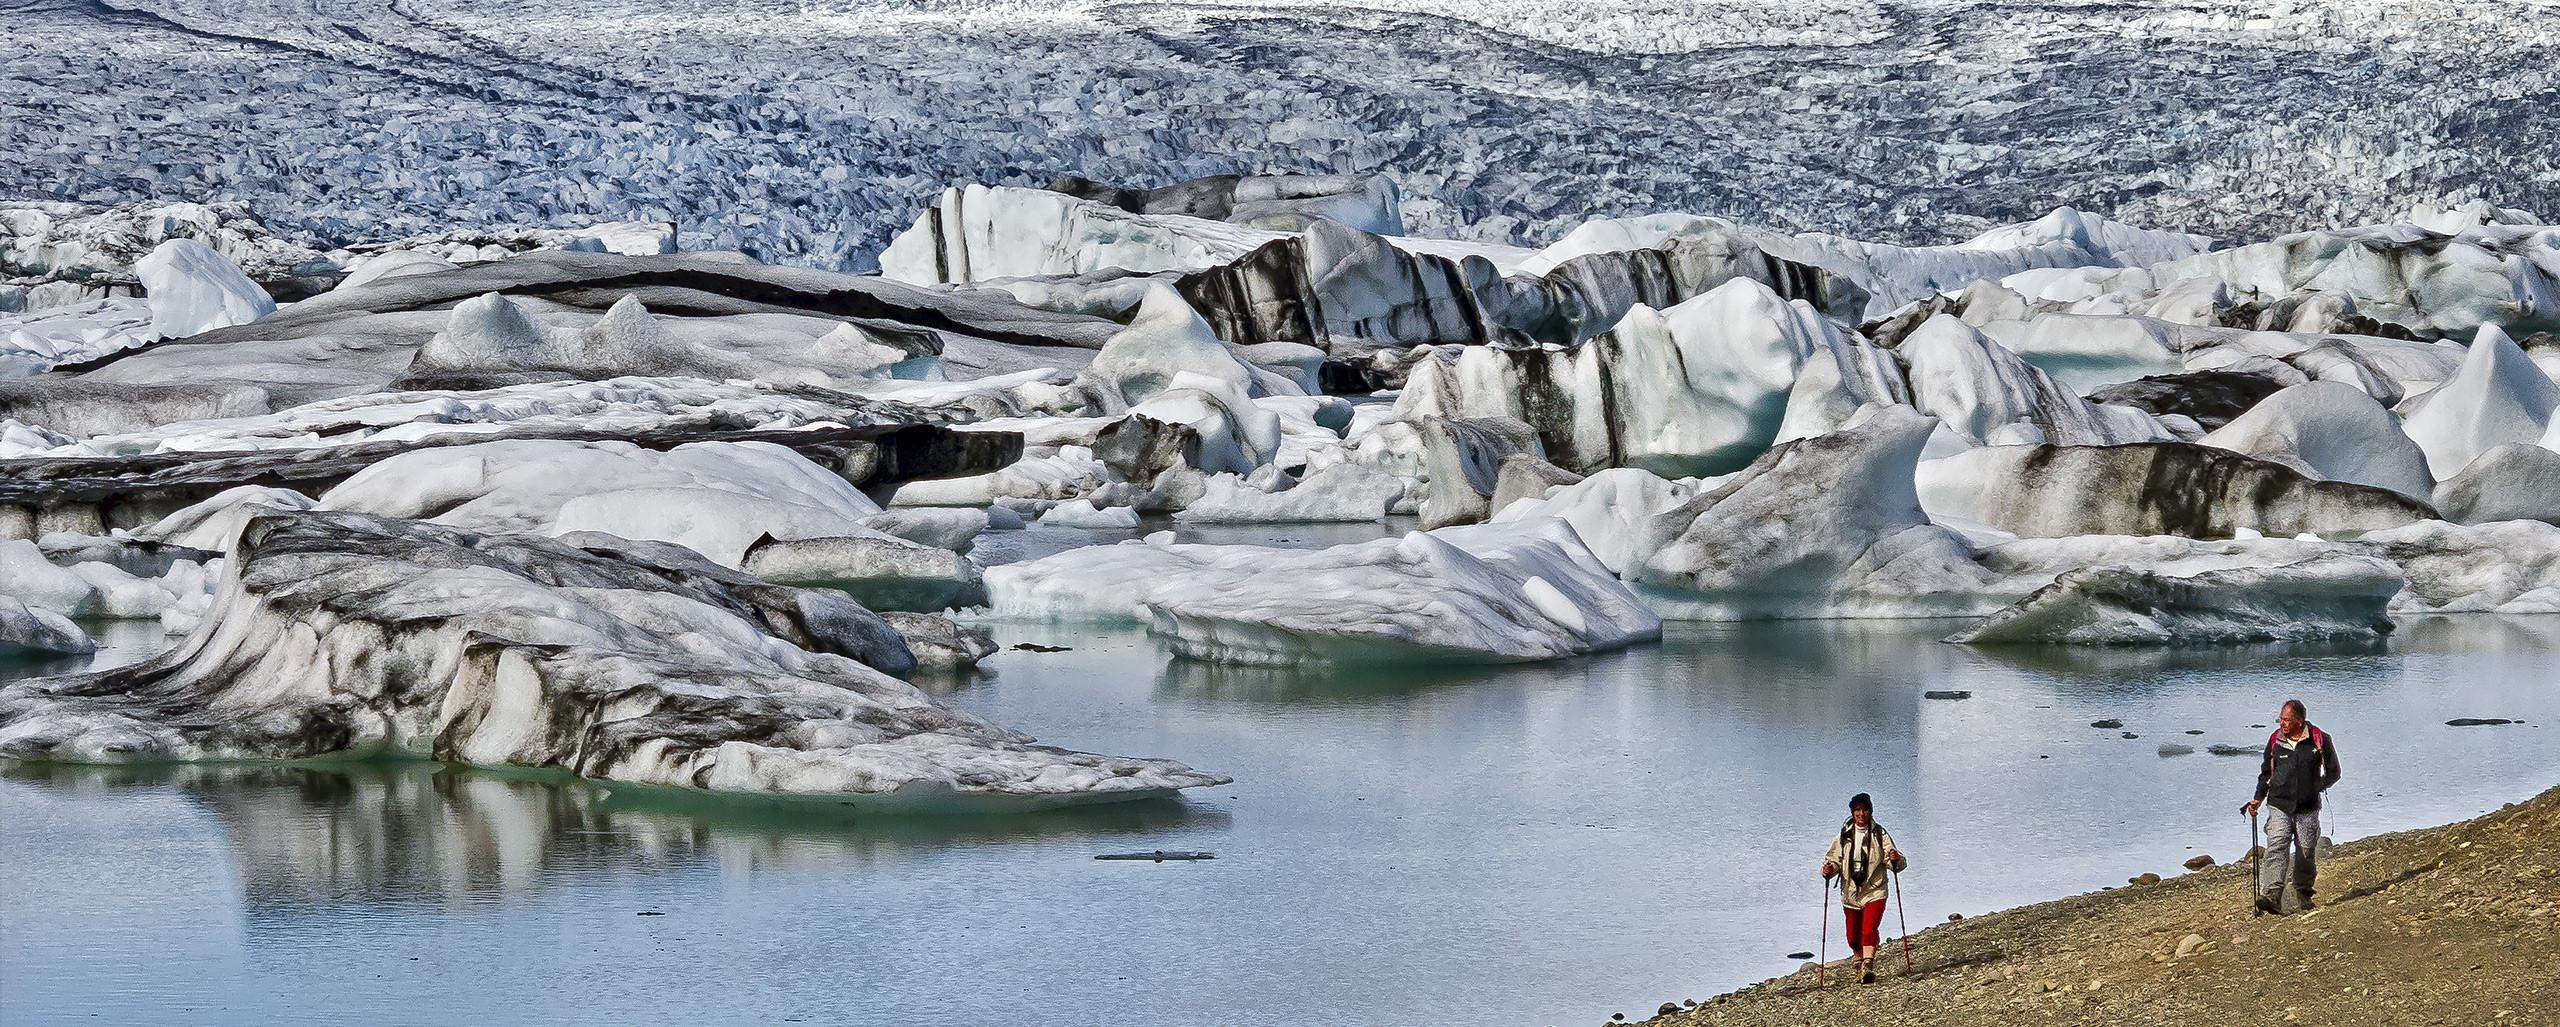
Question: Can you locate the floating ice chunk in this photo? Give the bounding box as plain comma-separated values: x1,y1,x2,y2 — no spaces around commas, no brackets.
741,534,986,613
1918,441,2438,540
63,561,175,619
0,511,1224,803
0,596,91,656
0,539,98,617
1634,406,1996,619
1948,553,2402,645
1174,464,1404,523
134,238,275,340
2358,519,2560,613
1038,500,1142,528
982,517,1658,665
856,508,991,552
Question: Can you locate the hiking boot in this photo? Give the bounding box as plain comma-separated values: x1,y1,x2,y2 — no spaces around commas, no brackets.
1858,960,1875,984
2294,889,2316,910
2254,893,2282,916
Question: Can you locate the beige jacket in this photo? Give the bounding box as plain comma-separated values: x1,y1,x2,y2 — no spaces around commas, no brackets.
1822,822,1905,908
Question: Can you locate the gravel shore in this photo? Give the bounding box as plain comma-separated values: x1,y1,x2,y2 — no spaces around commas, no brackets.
1640,784,2560,1027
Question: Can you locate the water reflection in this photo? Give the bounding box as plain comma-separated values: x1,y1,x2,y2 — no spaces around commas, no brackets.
3,762,1219,912
1958,634,2393,681
1156,656,1515,705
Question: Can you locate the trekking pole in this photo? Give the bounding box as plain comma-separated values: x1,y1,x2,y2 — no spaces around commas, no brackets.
1890,867,1914,973
2248,808,2262,911
1817,875,1831,988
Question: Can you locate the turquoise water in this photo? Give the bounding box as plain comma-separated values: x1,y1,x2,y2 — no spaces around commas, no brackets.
4,615,2555,1027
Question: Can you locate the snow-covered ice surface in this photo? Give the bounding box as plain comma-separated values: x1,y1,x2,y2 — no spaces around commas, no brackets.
6,0,2555,270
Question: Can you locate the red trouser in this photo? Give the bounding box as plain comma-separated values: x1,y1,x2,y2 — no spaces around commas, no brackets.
1843,900,1886,949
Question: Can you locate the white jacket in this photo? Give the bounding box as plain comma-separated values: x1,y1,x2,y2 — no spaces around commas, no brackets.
1823,822,1906,908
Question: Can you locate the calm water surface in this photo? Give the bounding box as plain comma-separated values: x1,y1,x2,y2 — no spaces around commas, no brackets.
4,604,2555,1027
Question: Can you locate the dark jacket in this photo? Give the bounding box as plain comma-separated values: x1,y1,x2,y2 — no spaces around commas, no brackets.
2254,724,2340,815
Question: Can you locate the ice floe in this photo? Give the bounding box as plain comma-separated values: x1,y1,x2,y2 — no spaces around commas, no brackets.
0,511,1224,803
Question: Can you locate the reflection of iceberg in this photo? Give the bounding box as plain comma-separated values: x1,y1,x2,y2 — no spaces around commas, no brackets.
2,763,1216,911
1956,634,2392,681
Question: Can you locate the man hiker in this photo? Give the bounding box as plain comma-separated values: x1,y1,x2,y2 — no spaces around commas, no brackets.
2240,698,2341,915
1821,792,1905,983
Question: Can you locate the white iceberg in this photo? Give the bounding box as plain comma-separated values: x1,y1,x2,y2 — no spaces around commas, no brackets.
2196,380,2435,500
316,438,886,567
982,517,1659,665
135,238,276,340
2397,324,2560,480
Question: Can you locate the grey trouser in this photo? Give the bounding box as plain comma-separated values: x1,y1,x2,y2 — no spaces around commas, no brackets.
2259,806,2319,898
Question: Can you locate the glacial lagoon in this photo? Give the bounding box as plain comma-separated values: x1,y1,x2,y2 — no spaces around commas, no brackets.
7,605,2552,1027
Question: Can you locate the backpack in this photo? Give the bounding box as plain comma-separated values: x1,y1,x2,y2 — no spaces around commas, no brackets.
2265,725,2327,753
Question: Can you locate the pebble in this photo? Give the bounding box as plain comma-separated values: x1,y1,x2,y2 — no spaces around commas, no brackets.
1924,690,1972,700
2158,744,2196,756
2185,854,2217,869
1658,1002,1681,1015
2175,933,2207,957
1948,912,1964,921
2091,719,2124,728
2130,872,2162,885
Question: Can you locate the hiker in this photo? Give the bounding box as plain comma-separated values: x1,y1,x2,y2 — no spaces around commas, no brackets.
1821,792,1906,983
2240,698,2341,914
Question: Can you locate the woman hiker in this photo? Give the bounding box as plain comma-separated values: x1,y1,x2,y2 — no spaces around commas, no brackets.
1821,792,1906,983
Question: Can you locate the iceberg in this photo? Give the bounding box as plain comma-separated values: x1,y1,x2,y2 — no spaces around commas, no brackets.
0,511,1225,805
2196,380,2435,499
982,517,1659,665
316,438,887,567
1630,406,1997,619
135,238,276,341
1917,442,2439,540
2397,324,2560,480
1948,553,2403,645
